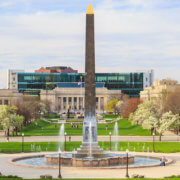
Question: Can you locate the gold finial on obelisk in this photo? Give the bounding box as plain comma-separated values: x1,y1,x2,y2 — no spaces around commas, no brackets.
86,2,94,14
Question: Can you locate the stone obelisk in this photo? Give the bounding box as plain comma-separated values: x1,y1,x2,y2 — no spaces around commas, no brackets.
76,3,105,158
83,2,97,144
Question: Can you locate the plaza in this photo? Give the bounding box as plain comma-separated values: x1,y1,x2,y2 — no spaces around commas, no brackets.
0,152,179,179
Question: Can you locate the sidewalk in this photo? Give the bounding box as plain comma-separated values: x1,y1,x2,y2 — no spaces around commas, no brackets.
0,135,180,142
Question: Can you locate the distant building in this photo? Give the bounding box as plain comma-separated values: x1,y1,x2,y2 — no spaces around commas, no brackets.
0,89,22,106
7,69,154,97
140,79,180,101
7,69,25,89
40,83,122,113
35,66,78,73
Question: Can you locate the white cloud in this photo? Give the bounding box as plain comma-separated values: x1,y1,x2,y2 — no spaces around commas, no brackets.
0,0,180,88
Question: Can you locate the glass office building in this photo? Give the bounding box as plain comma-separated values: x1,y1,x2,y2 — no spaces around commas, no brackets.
17,72,150,97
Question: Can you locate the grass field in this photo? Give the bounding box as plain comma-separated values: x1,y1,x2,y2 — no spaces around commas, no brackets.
0,141,179,153
20,118,151,136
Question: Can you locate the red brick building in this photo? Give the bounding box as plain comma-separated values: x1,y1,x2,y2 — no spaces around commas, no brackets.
35,66,78,73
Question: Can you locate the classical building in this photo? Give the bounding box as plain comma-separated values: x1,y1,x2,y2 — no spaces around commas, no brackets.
7,69,154,97
0,89,22,106
140,79,180,101
35,66,78,73
40,83,122,113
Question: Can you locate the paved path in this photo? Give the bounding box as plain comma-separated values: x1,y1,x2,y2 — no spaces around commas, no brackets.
0,135,180,142
0,152,180,179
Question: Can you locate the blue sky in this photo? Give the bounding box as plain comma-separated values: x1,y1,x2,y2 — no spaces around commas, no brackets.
0,0,180,88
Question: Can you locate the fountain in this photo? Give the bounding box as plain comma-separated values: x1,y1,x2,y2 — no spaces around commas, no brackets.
58,124,65,152
113,121,119,151
46,3,134,167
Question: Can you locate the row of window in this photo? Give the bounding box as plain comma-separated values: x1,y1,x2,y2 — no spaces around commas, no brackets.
18,73,143,83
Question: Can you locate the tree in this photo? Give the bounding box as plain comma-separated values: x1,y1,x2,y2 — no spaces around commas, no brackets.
10,114,24,135
129,100,180,140
129,100,161,135
122,98,141,118
15,96,45,126
164,87,180,115
106,99,118,114
115,101,124,114
158,111,180,141
163,87,180,134
0,105,24,137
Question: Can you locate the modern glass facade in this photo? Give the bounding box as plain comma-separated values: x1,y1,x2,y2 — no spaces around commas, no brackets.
17,72,144,97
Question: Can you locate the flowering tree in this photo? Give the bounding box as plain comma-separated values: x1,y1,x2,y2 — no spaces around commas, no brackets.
106,99,118,114
0,105,24,136
129,100,180,140
115,101,124,114
158,111,180,141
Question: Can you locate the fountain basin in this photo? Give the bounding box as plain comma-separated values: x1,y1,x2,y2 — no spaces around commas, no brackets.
45,153,134,167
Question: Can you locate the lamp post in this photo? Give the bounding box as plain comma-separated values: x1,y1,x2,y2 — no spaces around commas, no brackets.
109,132,111,151
64,132,67,151
125,149,129,178
22,133,24,153
58,149,62,179
153,132,155,152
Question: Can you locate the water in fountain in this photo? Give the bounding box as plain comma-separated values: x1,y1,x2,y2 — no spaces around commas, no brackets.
147,147,150,161
134,147,136,153
113,121,119,151
59,123,65,151
89,122,92,157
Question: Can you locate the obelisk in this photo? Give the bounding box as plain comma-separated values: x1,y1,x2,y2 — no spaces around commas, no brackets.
76,3,105,157
83,2,97,144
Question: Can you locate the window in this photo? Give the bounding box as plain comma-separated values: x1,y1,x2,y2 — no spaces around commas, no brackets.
4,100,9,105
0,100,2,105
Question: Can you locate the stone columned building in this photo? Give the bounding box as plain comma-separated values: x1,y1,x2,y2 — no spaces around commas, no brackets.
40,83,121,113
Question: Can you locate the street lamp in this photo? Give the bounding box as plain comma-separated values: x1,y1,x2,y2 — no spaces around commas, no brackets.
153,132,155,152
125,149,129,178
58,148,62,179
109,132,111,151
22,133,24,153
64,132,67,151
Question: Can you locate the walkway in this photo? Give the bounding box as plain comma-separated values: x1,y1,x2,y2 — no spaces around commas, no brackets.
0,152,180,179
0,135,180,142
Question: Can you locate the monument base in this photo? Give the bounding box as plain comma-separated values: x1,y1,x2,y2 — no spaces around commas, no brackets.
75,142,107,158
45,154,135,167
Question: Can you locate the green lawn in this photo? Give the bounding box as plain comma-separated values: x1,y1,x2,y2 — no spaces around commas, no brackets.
19,118,151,136
0,141,179,153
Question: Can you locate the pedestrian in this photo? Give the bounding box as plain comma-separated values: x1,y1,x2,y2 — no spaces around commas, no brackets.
69,136,71,142
106,124,108,131
160,156,167,166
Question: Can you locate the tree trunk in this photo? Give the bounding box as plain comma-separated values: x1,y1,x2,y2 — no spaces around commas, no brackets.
16,127,18,136
7,128,9,137
159,134,162,141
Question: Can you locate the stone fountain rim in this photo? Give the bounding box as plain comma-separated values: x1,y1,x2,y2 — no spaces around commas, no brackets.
8,153,173,170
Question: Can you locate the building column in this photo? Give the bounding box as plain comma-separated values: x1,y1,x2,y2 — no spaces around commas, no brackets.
72,97,74,111
61,97,63,112
66,97,68,112
77,97,79,111
82,96,85,111
98,97,101,112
